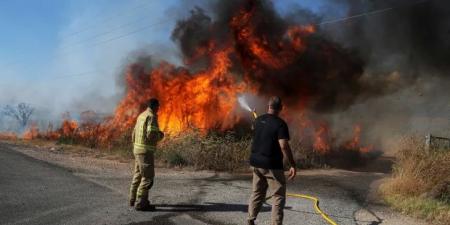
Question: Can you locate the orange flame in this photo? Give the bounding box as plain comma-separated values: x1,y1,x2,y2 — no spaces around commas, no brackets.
345,124,373,153
107,46,248,137
230,6,315,69
313,123,331,154
61,120,78,137
0,132,18,140
23,123,39,140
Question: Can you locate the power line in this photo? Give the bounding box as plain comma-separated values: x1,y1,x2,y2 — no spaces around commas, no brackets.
61,0,155,38
60,14,153,50
43,18,172,69
317,0,429,26
48,20,171,64
84,19,171,48
1,18,172,73
318,7,393,25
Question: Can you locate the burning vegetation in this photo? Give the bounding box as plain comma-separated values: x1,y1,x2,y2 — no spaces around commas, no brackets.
5,0,450,169
101,0,376,159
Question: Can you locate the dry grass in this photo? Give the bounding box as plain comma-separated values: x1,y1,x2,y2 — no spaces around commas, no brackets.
380,135,450,224
157,131,251,171
16,124,373,171
155,130,373,171
290,136,375,169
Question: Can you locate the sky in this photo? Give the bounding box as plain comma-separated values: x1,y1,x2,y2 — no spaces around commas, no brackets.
0,0,337,116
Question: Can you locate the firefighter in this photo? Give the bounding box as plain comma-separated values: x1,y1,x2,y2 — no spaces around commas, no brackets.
129,98,164,211
247,96,297,225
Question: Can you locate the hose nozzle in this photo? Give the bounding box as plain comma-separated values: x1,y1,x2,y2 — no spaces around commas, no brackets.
252,111,258,119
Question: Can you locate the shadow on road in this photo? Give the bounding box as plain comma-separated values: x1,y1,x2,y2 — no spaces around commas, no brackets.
153,202,272,213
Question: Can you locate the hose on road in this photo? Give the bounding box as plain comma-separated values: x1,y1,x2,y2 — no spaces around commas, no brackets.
287,193,339,225
266,193,338,225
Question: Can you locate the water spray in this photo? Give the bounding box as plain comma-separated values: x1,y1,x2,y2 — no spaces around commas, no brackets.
238,96,258,118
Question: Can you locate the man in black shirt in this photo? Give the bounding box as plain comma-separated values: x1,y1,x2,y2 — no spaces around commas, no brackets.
247,96,296,225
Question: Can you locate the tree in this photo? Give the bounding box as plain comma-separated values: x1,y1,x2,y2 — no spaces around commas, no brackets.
2,103,35,129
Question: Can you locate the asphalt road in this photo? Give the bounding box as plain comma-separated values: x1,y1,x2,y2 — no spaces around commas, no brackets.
0,143,426,225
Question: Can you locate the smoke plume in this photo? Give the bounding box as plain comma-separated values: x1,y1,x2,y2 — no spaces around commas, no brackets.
169,0,450,114
111,0,450,152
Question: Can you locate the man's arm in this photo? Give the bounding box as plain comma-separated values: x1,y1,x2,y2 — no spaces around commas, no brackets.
146,115,164,142
279,139,297,180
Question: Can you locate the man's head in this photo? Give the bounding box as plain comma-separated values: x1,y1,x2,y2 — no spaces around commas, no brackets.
268,96,283,115
147,98,160,112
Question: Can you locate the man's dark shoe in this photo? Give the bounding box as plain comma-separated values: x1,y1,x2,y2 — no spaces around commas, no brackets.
247,220,255,225
135,204,156,211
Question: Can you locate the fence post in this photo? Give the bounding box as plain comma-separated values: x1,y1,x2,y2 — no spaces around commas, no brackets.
425,134,431,151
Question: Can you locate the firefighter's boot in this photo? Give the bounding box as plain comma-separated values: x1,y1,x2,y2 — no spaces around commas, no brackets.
135,198,155,211
129,198,135,207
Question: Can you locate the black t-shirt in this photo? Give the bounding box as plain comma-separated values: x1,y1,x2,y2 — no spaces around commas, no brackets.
250,114,290,170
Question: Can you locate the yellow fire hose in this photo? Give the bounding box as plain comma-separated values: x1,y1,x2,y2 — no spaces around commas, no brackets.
286,193,338,225
251,111,339,225
266,193,338,225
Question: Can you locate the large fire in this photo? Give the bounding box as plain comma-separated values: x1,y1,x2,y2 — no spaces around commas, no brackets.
10,0,374,156
105,0,317,136
108,47,247,135
95,0,371,153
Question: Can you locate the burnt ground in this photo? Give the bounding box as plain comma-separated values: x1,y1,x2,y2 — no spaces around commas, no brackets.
0,141,426,225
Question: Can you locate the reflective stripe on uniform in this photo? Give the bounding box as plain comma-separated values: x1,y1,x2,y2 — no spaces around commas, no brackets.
133,143,156,154
133,143,156,150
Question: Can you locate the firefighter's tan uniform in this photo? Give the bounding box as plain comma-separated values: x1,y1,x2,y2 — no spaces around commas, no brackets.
129,108,163,206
